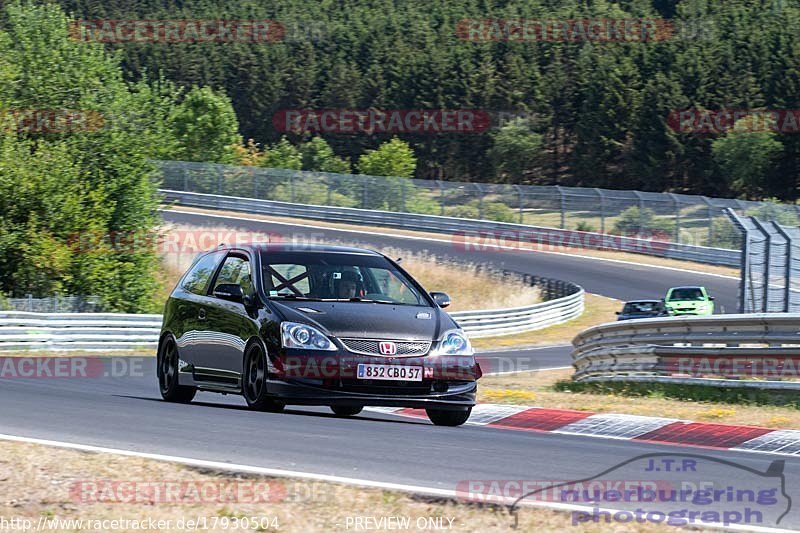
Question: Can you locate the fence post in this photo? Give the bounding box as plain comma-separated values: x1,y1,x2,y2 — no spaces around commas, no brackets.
556,186,565,229
475,184,484,220
634,191,645,236
724,208,749,313
515,185,523,223
669,193,680,242
439,180,445,216
773,222,793,313
751,218,772,313
595,188,605,234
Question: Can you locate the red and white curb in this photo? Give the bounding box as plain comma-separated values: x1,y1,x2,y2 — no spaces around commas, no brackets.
366,405,800,457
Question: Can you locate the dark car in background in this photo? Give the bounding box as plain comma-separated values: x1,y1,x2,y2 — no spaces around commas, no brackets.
157,244,481,426
616,300,673,321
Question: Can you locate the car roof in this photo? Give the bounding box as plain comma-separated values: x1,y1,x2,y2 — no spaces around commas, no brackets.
625,299,663,304
217,243,383,256
668,286,705,290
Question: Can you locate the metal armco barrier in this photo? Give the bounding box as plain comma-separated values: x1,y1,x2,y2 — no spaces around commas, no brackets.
160,189,741,267
0,283,584,350
572,314,800,390
0,312,162,351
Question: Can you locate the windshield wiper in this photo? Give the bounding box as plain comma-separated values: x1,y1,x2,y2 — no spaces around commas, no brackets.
269,294,321,301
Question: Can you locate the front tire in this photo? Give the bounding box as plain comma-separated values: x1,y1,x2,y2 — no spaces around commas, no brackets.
426,407,471,426
243,343,285,413
331,405,363,417
158,337,196,403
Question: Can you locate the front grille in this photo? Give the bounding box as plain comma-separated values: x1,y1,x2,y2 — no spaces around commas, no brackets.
340,338,432,357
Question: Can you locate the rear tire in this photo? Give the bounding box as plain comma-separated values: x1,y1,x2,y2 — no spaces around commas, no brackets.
426,407,471,427
158,337,196,403
330,405,363,417
243,343,285,413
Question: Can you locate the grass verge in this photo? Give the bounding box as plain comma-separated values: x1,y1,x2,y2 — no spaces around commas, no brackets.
479,369,800,430
0,440,663,532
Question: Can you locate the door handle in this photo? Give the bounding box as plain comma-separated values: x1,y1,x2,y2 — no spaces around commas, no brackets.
198,309,207,320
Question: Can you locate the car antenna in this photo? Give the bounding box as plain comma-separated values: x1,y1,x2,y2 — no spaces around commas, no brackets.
395,257,402,263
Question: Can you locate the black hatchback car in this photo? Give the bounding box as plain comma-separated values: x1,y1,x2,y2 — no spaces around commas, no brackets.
157,243,481,426
616,299,673,321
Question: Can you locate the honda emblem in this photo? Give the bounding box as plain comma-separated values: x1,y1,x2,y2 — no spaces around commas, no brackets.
379,341,397,355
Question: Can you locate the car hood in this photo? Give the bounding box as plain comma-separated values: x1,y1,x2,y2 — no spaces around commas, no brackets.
268,300,454,340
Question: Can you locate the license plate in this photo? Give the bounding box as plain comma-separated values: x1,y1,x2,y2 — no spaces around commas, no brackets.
357,364,422,381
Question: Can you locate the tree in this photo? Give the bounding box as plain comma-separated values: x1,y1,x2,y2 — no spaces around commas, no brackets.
170,86,241,164
262,137,302,170
488,118,543,183
356,138,417,210
300,137,351,173
712,119,783,199
357,138,416,178
0,1,184,312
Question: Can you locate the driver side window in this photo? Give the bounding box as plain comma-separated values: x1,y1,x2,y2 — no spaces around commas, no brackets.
213,255,254,297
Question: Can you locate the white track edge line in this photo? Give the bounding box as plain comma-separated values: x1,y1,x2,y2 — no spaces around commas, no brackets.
0,433,786,533
161,208,738,281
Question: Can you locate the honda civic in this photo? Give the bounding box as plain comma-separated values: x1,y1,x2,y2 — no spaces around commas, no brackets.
157,243,481,426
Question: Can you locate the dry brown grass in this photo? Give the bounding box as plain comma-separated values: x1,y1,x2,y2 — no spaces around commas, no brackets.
479,369,800,429
0,440,666,532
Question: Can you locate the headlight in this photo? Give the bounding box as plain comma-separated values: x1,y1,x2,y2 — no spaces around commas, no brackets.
280,322,337,351
434,329,473,356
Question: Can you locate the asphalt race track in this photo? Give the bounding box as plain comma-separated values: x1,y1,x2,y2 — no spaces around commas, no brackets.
161,209,741,312
4,210,786,529
1,360,799,529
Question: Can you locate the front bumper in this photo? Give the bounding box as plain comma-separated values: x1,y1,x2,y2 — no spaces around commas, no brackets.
265,378,476,410
266,351,480,409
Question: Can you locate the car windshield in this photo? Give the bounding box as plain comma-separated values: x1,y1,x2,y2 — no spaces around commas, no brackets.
259,251,426,306
669,288,705,302
623,302,660,313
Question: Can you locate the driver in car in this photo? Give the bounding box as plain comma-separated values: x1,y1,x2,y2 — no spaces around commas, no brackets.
335,271,361,299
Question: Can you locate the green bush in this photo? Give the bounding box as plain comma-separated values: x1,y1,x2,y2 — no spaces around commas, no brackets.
612,206,676,237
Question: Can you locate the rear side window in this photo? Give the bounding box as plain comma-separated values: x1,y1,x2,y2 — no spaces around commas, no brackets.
182,252,224,295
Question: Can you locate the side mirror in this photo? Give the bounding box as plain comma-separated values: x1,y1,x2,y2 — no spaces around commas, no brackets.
615,311,621,315
709,296,715,301
213,283,244,303
430,291,451,308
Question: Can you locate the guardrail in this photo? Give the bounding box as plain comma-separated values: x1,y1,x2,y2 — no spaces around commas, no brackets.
571,314,800,390
160,189,741,267
0,311,162,351
0,284,584,350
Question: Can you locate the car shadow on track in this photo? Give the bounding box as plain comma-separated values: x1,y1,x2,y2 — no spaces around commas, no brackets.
115,395,430,426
